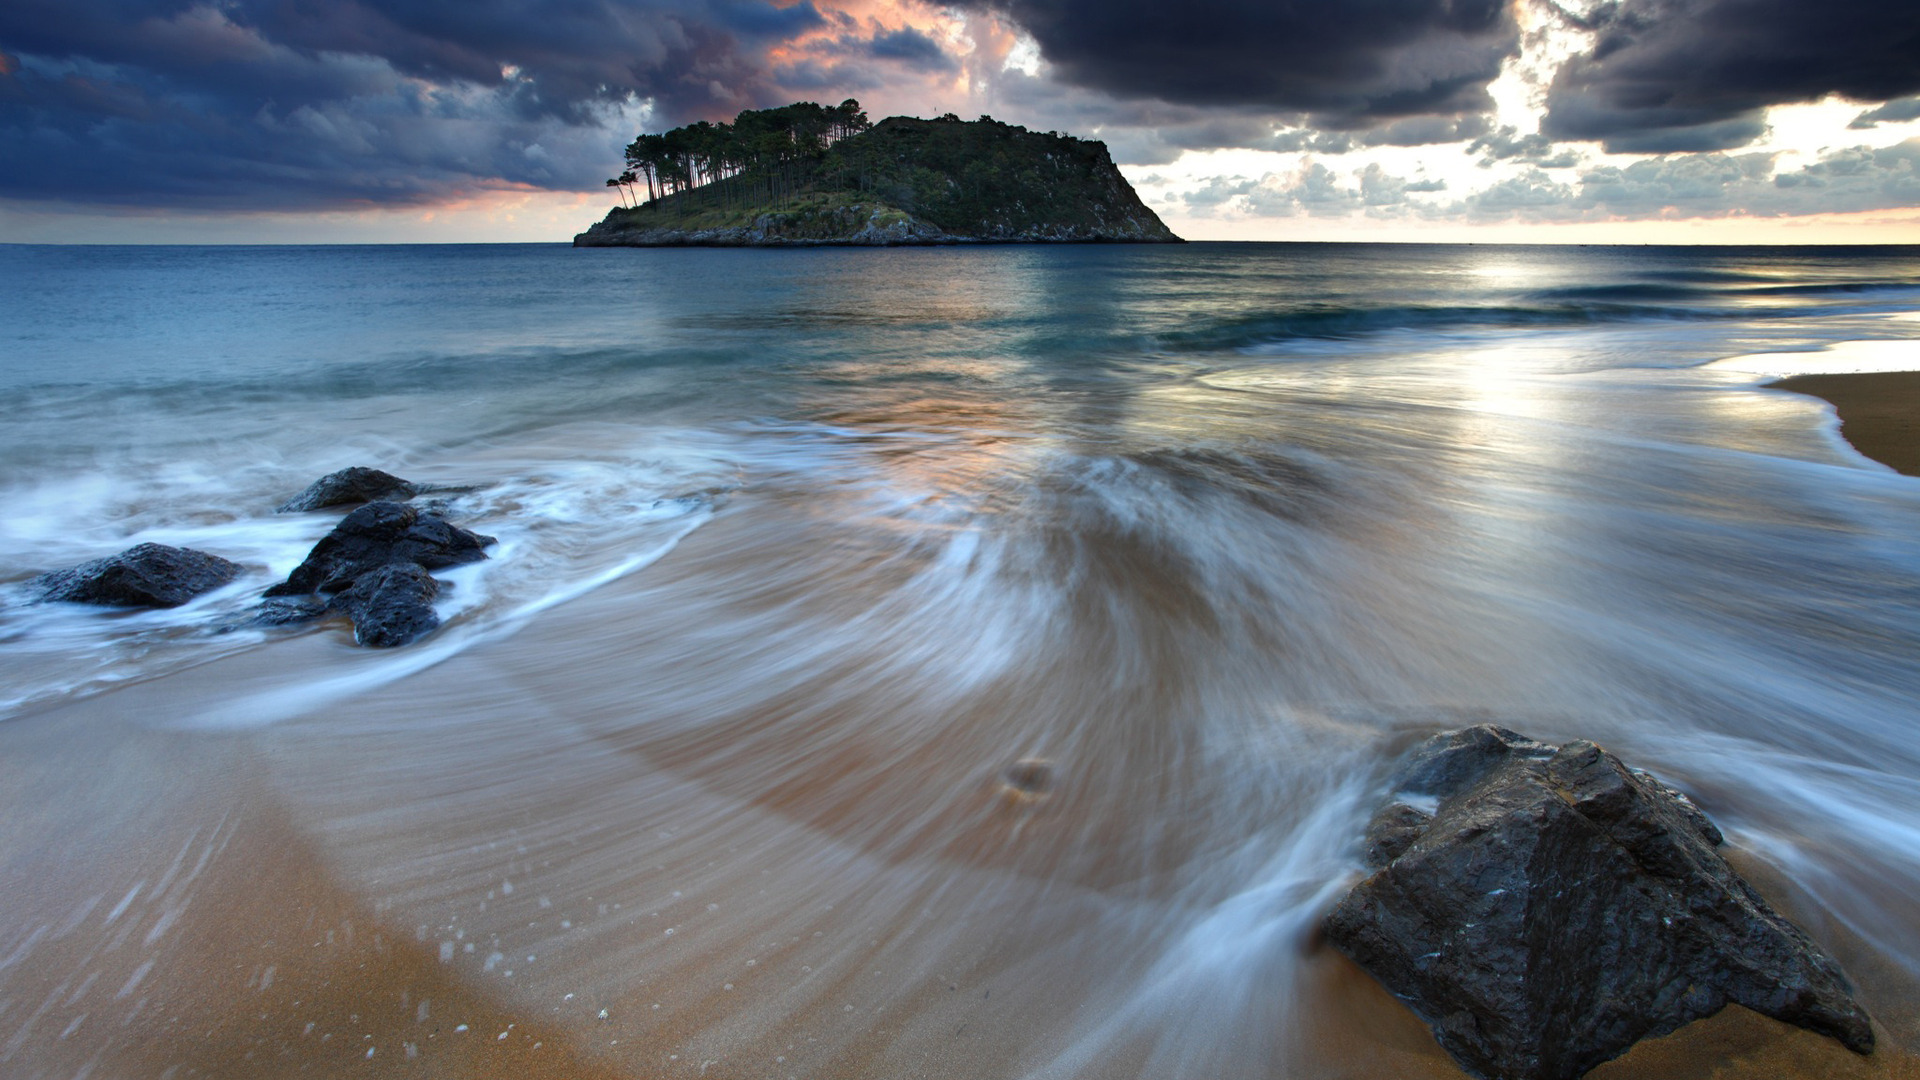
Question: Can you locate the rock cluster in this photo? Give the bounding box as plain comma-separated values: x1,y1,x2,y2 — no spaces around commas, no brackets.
22,467,491,648
262,499,493,646
1325,725,1874,1080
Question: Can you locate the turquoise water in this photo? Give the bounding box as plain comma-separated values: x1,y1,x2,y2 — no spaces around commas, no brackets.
2,242,1919,1075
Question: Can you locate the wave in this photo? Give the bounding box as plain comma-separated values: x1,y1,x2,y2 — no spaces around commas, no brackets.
1156,301,1724,352
1159,288,1920,354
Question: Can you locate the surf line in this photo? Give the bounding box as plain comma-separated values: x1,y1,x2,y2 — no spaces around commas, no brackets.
183,512,711,731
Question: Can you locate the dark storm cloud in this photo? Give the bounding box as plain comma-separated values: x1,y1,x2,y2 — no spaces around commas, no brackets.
1358,114,1492,147
1543,0,1920,153
866,27,955,71
769,24,956,90
955,0,1518,127
0,0,839,209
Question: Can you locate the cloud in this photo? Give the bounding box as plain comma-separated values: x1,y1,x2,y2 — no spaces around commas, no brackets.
1852,97,1920,130
1166,140,1920,224
1542,0,1920,152
1470,125,1583,168
1357,114,1492,147
0,0,896,210
953,0,1519,128
866,27,956,71
1180,160,1450,218
1473,140,1920,222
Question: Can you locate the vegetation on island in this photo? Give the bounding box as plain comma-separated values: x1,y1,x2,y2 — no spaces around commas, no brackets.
580,99,1179,245
607,100,873,209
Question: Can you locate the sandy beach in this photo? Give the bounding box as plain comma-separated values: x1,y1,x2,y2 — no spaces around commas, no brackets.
1774,371,1920,477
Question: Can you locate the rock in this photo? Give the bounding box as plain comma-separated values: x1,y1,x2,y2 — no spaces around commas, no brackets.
1004,758,1054,794
1325,725,1873,1080
30,543,241,608
264,501,493,598
244,595,331,628
276,466,417,513
328,562,441,648
1361,801,1431,867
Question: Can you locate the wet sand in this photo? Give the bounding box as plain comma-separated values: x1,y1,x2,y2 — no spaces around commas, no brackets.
1774,371,1920,477
1,502,1914,1080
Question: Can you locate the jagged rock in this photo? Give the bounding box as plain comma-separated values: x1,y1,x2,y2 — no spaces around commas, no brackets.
30,543,241,608
264,501,493,598
1361,801,1431,867
276,466,417,513
1325,725,1873,1080
329,562,440,648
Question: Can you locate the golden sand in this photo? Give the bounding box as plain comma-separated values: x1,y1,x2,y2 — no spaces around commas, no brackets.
1774,371,1920,477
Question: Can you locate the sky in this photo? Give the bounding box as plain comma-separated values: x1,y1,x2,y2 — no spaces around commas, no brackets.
4,0,1920,243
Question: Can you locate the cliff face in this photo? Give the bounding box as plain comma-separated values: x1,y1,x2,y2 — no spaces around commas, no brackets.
573,116,1181,247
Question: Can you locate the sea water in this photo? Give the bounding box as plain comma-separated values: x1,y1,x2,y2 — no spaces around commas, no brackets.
1,242,1918,1077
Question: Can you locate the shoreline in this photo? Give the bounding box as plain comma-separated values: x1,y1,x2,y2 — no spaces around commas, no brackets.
1,504,1912,1079
1773,370,1920,477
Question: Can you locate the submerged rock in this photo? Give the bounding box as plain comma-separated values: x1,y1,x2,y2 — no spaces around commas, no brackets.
329,562,441,647
276,466,418,513
1325,725,1873,1080
265,500,493,598
30,543,241,608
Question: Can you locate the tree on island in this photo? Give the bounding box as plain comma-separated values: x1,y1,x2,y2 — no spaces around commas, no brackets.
611,100,872,214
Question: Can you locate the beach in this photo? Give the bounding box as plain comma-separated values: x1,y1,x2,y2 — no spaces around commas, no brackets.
4,242,1920,1079
1776,371,1920,477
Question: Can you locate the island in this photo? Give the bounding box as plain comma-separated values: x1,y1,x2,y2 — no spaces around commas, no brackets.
573,100,1181,247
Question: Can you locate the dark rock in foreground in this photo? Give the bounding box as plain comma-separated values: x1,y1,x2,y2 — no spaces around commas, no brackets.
261,500,492,645
265,501,493,598
31,543,241,608
329,562,441,647
277,466,418,513
1325,725,1873,1080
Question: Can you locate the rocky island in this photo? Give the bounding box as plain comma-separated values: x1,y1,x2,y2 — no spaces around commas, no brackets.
573,100,1179,247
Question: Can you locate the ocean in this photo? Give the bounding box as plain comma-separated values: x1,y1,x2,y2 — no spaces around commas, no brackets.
2,241,1918,1077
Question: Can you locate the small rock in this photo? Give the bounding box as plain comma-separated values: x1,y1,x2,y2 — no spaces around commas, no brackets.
30,543,241,608
1004,758,1054,794
1000,757,1056,805
264,501,493,598
329,563,441,648
1325,725,1873,1080
276,467,418,513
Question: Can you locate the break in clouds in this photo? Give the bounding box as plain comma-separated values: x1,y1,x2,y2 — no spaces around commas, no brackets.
2,0,1919,221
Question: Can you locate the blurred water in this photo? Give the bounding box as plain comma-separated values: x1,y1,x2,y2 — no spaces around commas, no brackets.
2,241,1919,1078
